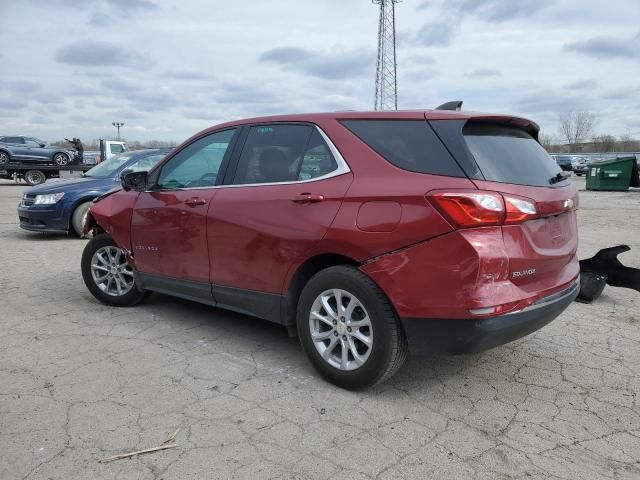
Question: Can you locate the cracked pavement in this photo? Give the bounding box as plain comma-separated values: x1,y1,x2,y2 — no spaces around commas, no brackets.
1,177,639,479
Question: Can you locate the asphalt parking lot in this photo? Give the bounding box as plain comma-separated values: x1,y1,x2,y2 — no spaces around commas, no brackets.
1,177,639,480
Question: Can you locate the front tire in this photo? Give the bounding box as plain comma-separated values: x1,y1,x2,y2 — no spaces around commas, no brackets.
297,265,408,389
81,234,146,307
0,151,9,164
71,201,92,237
53,153,69,166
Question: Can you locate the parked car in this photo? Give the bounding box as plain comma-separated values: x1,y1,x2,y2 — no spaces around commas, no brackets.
81,110,579,389
17,149,170,236
553,155,574,172
0,136,76,166
83,151,100,166
571,157,588,176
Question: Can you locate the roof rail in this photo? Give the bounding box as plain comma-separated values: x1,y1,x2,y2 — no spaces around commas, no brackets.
436,101,463,111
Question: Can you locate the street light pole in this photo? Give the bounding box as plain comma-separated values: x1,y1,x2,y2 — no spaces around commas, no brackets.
112,122,124,140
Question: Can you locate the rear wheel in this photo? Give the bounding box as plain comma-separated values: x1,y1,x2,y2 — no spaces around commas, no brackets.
24,170,46,186
297,265,408,389
53,153,69,166
81,234,146,307
71,201,92,237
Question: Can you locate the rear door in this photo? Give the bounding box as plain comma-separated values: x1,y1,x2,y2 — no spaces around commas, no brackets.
432,120,579,292
209,123,352,295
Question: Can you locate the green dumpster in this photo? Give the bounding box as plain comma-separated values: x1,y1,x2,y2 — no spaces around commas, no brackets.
586,157,640,191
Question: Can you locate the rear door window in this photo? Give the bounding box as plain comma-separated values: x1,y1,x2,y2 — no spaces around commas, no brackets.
463,124,564,187
232,124,317,185
341,120,464,177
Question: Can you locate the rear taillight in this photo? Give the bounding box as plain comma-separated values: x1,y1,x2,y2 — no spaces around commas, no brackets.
428,190,538,228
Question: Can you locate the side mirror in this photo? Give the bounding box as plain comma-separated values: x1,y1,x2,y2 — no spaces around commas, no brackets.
120,170,148,192
40,143,46,148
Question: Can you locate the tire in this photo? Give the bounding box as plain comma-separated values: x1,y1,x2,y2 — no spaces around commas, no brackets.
81,233,147,307
24,170,46,186
297,265,408,389
53,153,69,166
0,151,9,164
71,201,92,237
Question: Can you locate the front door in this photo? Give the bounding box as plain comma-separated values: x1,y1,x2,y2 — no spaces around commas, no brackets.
130,128,238,285
209,123,352,295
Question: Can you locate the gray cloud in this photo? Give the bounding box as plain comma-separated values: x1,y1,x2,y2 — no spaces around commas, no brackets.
416,1,430,10
101,78,143,92
466,68,501,78
259,47,372,80
564,79,598,90
565,35,639,59
515,91,589,115
0,97,29,109
161,71,213,81
455,0,551,22
5,80,41,94
88,12,113,27
54,41,153,68
414,21,456,46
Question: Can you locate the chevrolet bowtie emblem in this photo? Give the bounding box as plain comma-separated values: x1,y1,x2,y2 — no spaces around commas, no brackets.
563,199,574,209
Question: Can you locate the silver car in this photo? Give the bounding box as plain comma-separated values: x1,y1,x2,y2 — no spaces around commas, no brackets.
0,136,75,166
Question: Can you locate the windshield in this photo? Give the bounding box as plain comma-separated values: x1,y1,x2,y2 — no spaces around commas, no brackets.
84,151,167,178
84,153,136,178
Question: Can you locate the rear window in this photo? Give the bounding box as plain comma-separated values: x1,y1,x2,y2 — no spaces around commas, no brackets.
341,120,464,177
110,144,126,154
463,124,564,187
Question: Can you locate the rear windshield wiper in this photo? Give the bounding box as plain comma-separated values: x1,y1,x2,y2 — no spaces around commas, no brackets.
549,171,571,185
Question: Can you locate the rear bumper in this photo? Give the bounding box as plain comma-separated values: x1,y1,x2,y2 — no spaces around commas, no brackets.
400,279,579,355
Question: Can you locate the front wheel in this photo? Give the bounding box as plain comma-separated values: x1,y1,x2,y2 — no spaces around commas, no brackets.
297,265,408,389
81,233,146,307
0,151,9,164
71,201,92,237
53,153,69,166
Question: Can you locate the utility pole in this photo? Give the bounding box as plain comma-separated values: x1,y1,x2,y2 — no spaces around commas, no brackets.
112,122,124,140
373,0,399,111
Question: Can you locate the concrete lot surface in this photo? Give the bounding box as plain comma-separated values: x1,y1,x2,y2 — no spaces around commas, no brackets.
1,177,639,480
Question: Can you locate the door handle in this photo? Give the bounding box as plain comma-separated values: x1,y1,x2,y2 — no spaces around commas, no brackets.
291,193,324,204
185,197,207,207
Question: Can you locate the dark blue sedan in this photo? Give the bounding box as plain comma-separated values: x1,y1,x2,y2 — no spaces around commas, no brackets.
17,149,171,236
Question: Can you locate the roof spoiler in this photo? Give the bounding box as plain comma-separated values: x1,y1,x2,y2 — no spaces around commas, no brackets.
436,100,463,111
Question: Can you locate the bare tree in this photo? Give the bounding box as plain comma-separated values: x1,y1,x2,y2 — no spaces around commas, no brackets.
617,133,638,152
592,134,616,153
557,111,597,146
538,133,555,151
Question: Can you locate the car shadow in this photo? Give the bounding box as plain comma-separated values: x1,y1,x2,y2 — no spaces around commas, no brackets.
5,229,76,241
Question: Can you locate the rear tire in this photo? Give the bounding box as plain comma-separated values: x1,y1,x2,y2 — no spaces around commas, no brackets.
71,201,92,237
24,170,46,186
81,233,146,307
297,265,408,389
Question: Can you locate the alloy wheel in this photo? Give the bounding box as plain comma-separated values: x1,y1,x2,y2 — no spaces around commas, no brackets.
309,288,373,371
54,153,68,166
90,246,134,297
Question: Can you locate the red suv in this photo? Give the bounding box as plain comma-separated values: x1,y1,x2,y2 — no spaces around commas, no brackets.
81,109,579,389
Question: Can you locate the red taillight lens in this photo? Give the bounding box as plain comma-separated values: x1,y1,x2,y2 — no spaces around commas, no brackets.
503,194,537,224
428,191,538,228
429,191,504,227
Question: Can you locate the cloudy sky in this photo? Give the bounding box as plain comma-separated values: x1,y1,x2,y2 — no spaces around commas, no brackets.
1,0,639,143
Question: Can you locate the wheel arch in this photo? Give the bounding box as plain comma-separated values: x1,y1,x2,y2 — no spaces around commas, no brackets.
283,253,361,331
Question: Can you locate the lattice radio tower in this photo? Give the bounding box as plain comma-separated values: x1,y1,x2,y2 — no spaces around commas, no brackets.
373,0,399,110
